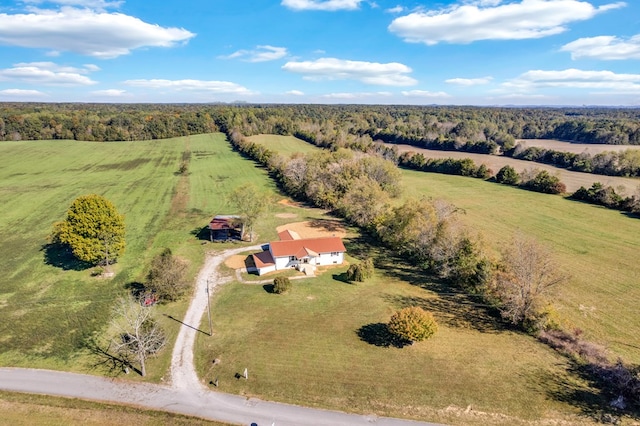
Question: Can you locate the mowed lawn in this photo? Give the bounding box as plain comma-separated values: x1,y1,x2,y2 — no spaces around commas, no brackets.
402,170,640,363
247,134,319,155
198,267,599,425
0,133,299,372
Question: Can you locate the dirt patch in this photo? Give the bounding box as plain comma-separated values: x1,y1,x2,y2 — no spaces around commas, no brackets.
225,254,252,269
277,199,305,208
276,219,347,239
275,213,297,218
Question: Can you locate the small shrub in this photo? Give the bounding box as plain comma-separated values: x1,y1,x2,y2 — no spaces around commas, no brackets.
346,258,375,282
388,306,438,343
273,276,291,294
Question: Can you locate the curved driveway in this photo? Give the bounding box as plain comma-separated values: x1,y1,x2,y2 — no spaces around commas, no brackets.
0,245,438,426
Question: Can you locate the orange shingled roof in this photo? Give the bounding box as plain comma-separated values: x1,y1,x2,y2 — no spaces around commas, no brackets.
270,237,346,258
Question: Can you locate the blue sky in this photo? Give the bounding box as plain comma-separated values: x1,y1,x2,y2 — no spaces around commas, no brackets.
0,0,638,105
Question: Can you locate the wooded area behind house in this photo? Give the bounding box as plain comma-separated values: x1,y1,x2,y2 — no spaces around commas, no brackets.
2,103,639,146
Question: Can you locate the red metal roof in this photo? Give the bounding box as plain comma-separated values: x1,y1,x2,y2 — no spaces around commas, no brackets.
270,237,346,258
209,216,240,231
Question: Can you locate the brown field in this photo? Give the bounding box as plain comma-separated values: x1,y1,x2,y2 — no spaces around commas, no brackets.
276,219,347,239
516,139,640,154
390,143,640,194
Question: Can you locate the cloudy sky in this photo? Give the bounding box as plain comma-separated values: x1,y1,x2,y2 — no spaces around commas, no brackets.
0,0,638,105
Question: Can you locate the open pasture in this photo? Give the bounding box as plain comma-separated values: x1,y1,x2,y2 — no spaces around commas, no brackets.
402,170,640,362
0,133,300,371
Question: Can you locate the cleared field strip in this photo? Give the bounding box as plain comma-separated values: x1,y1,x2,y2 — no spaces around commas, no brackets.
246,134,320,155
516,139,640,154
389,143,640,194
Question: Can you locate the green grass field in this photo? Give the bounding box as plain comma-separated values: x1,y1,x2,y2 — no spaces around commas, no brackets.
197,262,604,425
0,133,303,374
402,170,640,363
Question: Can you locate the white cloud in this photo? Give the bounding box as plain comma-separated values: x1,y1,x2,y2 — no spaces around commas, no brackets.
446,76,493,86
503,68,640,93
389,0,626,45
91,89,126,96
22,0,123,10
286,90,305,95
220,45,288,62
282,57,417,86
401,90,451,98
0,88,46,97
0,8,195,58
385,5,405,13
0,62,97,85
124,79,256,95
281,0,363,11
561,34,640,60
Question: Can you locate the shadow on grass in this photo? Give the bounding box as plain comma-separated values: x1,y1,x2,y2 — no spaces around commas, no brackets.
190,226,210,241
356,323,409,348
332,272,351,284
84,337,141,377
124,281,146,299
383,293,509,333
347,236,510,334
41,242,92,271
543,361,640,423
262,284,275,293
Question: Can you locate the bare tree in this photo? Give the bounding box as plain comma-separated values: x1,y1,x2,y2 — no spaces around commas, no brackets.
491,234,568,330
110,296,166,377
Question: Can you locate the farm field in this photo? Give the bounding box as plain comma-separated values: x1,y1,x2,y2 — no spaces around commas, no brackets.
388,143,640,194
402,170,640,363
516,139,640,154
0,132,300,374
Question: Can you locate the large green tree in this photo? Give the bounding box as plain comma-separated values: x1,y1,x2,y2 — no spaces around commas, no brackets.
53,194,125,267
228,184,268,242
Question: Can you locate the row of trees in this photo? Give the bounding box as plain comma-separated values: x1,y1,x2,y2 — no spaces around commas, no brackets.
3,103,639,145
228,129,566,332
510,144,640,177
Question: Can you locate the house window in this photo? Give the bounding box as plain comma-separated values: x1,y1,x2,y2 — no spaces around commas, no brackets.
289,255,296,262
331,252,339,256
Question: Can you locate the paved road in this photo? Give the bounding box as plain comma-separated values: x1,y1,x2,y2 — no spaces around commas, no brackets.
0,246,440,426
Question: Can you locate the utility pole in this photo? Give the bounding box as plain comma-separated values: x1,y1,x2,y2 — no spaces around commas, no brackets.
206,279,213,336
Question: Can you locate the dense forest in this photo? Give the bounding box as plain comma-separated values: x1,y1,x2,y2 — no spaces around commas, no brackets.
1,103,639,146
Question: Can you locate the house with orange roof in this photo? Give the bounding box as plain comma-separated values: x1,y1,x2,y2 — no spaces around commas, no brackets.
251,230,346,276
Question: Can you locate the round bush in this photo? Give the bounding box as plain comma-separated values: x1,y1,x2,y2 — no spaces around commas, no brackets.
388,307,438,343
273,276,292,294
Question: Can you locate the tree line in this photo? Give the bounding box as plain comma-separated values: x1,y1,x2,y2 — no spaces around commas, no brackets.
3,103,639,146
